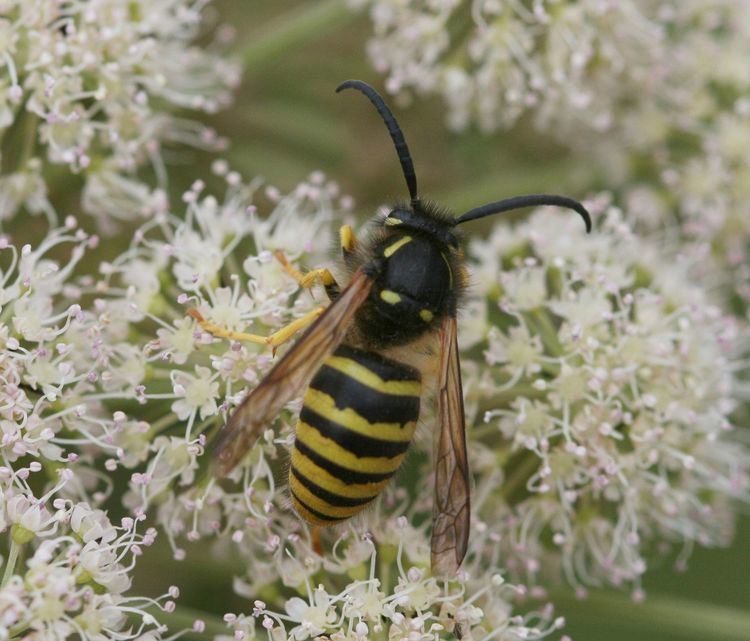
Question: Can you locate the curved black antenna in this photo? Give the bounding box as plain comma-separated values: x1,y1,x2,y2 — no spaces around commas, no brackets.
336,79,419,207
455,194,592,233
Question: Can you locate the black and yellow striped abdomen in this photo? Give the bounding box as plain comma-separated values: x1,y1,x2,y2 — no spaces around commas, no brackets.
289,344,421,525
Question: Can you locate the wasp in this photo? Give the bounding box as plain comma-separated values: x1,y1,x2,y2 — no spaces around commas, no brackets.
193,80,591,576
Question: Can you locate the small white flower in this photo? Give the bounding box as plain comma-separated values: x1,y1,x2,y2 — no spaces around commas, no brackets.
7,494,56,543
155,317,199,365
285,588,337,640
171,366,219,420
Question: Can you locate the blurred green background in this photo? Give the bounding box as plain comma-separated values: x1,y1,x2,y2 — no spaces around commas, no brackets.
125,1,750,639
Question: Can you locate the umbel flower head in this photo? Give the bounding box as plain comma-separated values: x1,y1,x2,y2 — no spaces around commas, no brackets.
90,167,746,605
40,169,560,640
351,1,750,310
2,163,745,638
351,0,663,132
80,170,570,639
0,0,239,228
0,474,177,641
226,524,567,641
466,203,749,592
94,167,349,554
584,3,750,312
0,220,187,639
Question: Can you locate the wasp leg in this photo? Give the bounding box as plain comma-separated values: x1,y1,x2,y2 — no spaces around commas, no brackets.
265,307,326,349
311,527,324,557
274,250,337,288
188,306,325,351
340,224,358,255
274,250,340,301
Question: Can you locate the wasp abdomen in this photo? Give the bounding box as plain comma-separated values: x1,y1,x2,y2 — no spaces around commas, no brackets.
289,344,421,525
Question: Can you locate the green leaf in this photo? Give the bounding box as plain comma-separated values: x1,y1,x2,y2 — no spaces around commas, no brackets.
553,590,750,641
242,0,359,73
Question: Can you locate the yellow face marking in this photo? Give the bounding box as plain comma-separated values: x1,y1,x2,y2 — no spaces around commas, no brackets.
385,217,402,226
289,473,369,520
291,447,391,498
324,356,421,396
380,290,401,305
340,225,357,252
303,389,416,442
383,235,412,258
441,252,453,288
420,309,434,322
295,421,406,474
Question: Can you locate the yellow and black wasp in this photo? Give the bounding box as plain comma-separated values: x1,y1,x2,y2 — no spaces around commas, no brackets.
192,80,591,576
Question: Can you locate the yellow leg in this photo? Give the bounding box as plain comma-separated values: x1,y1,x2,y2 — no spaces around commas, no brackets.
274,250,336,289
188,306,325,349
340,225,358,254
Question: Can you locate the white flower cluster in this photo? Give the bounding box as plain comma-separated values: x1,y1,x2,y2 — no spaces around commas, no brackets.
353,1,750,308
0,0,239,228
0,485,177,641
596,2,750,309
87,172,571,640
2,164,747,636
0,223,183,639
96,173,747,607
226,520,565,641
351,0,662,132
466,204,749,593
97,168,347,557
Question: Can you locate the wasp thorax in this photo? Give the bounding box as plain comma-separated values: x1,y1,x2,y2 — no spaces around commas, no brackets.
359,231,454,346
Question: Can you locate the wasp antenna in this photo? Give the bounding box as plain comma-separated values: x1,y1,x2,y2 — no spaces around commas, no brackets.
336,79,419,205
455,194,592,233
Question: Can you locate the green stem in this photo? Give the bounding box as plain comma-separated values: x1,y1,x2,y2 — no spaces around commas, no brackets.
1,540,20,588
552,590,750,641
158,605,228,640
149,412,182,435
499,451,539,503
526,307,563,358
477,384,546,412
18,113,39,170
242,0,358,73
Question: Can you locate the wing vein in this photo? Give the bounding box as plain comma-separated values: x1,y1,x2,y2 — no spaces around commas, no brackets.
430,315,471,577
212,270,374,476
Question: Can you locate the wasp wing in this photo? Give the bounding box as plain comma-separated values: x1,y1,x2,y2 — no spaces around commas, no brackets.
213,270,374,476
430,315,471,577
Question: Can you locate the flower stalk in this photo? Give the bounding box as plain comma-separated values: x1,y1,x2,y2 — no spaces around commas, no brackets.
1,540,21,589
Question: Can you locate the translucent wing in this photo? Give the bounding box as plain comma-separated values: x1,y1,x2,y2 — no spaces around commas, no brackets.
213,270,374,476
431,315,471,577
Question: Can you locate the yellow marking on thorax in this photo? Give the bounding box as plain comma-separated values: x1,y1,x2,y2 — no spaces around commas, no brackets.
295,422,407,473
419,309,434,322
385,217,402,226
340,225,357,252
291,448,391,498
303,389,416,441
383,235,412,257
289,474,369,519
325,355,421,396
380,290,401,304
441,252,453,288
